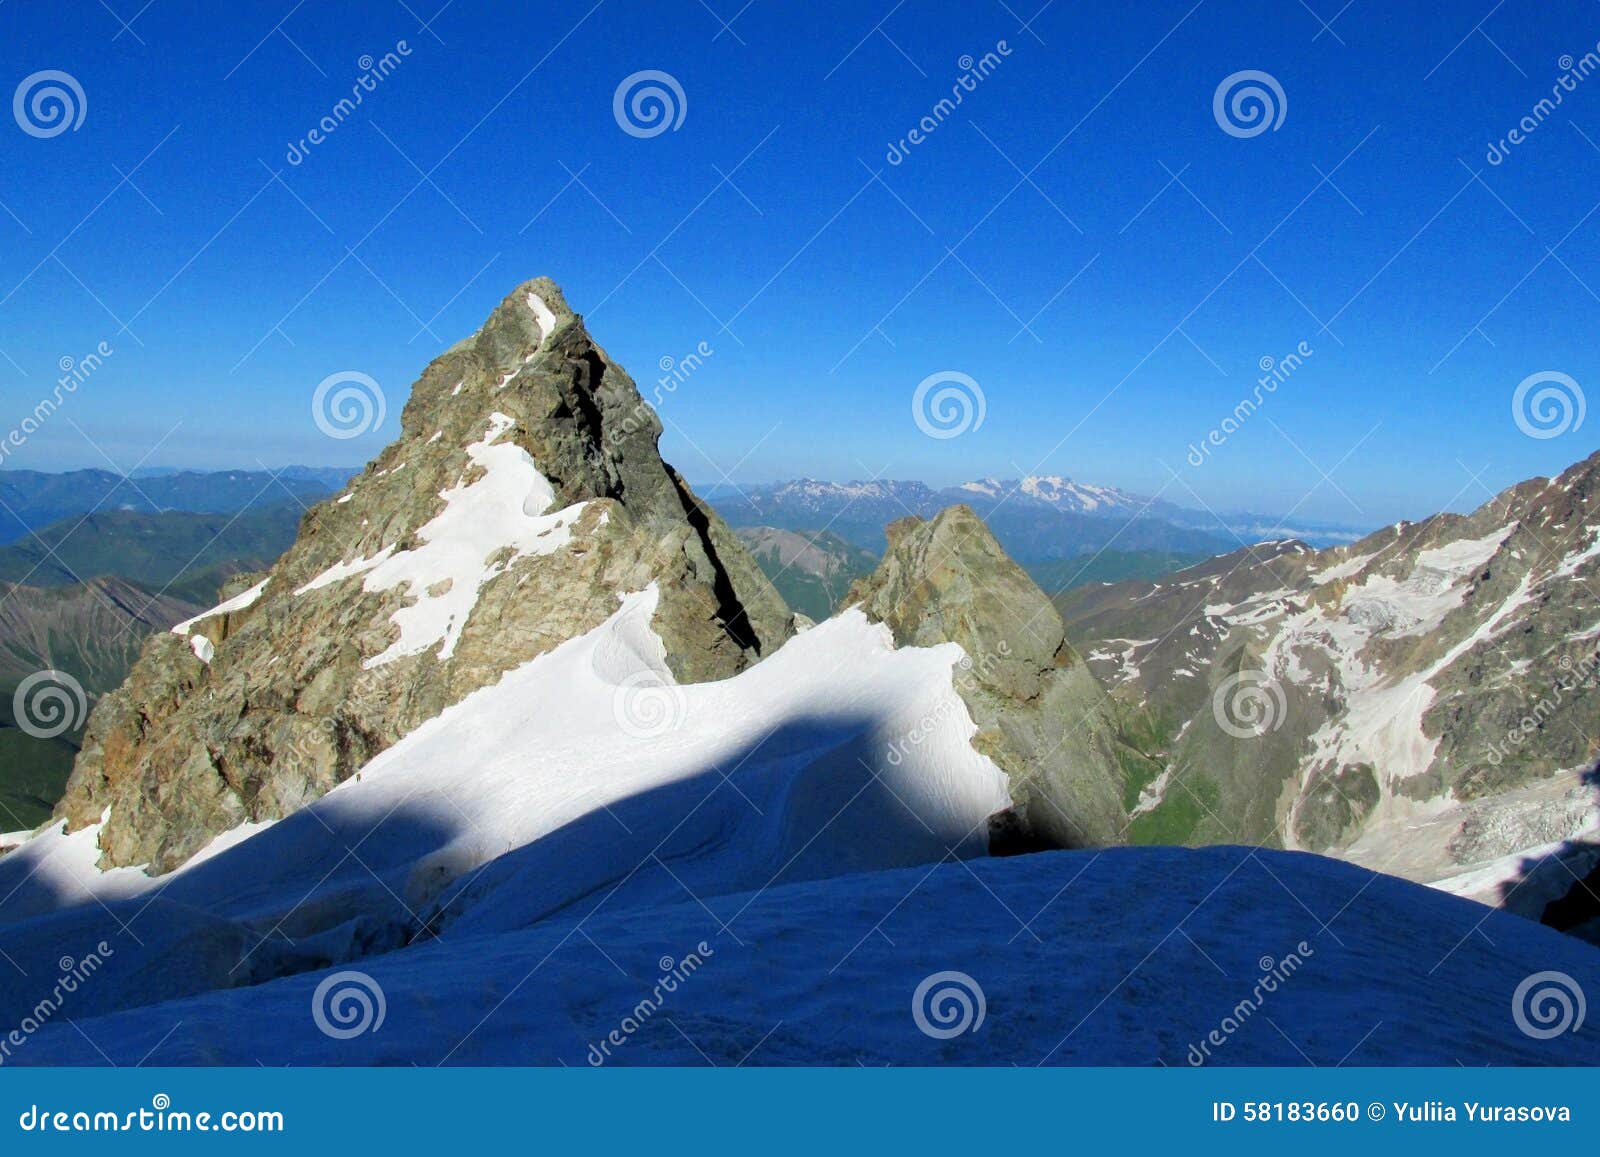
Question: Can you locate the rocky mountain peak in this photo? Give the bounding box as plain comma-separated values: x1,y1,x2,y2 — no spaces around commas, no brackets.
57,278,791,872
858,505,1068,698
847,505,1125,851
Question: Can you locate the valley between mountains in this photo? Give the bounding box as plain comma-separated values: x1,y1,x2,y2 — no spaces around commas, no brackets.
0,280,1594,1066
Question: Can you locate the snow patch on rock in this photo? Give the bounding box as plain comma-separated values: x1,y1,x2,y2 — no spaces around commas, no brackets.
359,413,588,668
171,579,267,636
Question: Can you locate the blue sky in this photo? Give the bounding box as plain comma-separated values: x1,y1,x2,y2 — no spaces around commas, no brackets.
3,0,1599,525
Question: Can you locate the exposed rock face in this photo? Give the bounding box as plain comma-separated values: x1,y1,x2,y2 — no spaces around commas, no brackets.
846,505,1125,849
58,278,791,872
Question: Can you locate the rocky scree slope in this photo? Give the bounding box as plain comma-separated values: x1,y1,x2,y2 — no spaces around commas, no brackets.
56,278,791,873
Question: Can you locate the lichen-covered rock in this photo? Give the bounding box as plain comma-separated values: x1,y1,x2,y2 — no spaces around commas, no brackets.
58,278,791,872
845,505,1125,850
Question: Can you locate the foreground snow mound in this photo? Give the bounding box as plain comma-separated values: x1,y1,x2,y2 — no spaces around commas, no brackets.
0,587,1009,1021
11,847,1597,1066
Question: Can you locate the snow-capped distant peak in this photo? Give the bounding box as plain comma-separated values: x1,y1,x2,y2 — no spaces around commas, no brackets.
950,474,1146,515
1018,475,1127,511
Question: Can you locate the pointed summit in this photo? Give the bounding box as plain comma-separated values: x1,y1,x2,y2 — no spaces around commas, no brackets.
59,278,791,871
846,505,1126,850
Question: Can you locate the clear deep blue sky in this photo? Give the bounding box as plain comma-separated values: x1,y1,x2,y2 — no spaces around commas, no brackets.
3,0,1600,524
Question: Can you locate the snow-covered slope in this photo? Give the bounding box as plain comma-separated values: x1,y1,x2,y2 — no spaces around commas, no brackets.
9,846,1596,1066
0,587,1010,1022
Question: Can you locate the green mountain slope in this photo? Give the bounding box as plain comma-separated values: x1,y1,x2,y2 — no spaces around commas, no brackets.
0,575,206,829
735,527,878,620
0,503,303,588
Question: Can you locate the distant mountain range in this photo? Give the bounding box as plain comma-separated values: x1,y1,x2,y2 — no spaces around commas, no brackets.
703,476,1369,555
0,504,304,591
0,467,352,546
